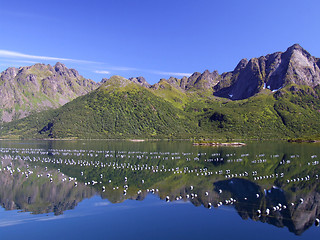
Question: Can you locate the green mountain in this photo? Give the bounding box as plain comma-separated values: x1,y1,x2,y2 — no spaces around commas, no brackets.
1,44,320,140
0,76,199,139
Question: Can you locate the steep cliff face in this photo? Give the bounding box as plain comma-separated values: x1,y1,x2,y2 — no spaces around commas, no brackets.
0,62,99,122
183,70,220,90
214,44,320,100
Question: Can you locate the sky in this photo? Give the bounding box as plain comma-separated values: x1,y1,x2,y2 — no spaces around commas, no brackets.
0,0,319,84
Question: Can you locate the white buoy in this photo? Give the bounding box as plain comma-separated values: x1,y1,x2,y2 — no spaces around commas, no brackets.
266,208,270,215
256,210,261,217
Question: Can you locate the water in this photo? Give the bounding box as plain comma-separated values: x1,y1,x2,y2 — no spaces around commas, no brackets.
0,140,319,239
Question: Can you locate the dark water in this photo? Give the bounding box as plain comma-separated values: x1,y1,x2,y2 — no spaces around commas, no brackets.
0,140,319,239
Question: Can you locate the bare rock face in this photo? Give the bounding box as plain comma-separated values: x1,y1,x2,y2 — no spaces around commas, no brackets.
149,70,220,91
184,70,220,90
128,76,151,88
214,44,320,100
0,62,99,122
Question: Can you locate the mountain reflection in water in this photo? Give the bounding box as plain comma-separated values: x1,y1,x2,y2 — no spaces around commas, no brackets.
0,140,319,236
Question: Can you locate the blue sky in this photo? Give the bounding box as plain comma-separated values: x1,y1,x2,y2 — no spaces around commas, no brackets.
0,0,319,84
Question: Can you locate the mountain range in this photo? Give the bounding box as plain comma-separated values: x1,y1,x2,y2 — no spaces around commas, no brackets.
1,44,320,140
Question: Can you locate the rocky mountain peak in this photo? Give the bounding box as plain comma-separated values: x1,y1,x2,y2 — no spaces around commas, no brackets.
54,62,67,72
185,70,219,90
128,76,151,88
286,43,304,53
0,62,99,122
214,44,320,100
52,62,81,79
234,58,249,72
1,67,18,81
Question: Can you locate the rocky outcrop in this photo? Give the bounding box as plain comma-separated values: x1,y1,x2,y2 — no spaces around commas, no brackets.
214,44,320,100
0,62,99,122
184,70,220,90
150,70,220,91
128,76,151,88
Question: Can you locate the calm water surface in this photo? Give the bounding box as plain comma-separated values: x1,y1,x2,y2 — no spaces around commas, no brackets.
0,140,319,239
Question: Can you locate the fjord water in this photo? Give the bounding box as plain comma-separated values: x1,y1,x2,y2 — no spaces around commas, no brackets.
0,140,319,240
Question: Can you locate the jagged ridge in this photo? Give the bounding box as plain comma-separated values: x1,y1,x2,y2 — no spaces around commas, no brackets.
0,62,99,122
128,44,320,100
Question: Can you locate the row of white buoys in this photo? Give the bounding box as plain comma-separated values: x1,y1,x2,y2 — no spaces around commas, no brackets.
3,147,319,187
1,148,320,206
254,173,284,181
256,204,286,217
1,146,309,168
286,175,310,183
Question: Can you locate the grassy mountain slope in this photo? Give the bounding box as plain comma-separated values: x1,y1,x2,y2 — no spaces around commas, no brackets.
0,76,199,139
1,76,320,140
195,85,320,139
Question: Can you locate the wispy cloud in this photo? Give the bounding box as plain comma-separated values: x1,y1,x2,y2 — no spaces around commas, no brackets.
0,49,191,79
149,70,192,77
0,49,100,64
94,70,111,74
93,67,192,78
0,58,38,65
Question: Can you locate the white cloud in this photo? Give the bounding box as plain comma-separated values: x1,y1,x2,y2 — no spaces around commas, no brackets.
0,49,100,64
0,58,38,65
0,49,192,79
148,70,192,77
94,70,111,74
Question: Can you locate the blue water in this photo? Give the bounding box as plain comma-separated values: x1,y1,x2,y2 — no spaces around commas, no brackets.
0,140,319,239
0,194,319,240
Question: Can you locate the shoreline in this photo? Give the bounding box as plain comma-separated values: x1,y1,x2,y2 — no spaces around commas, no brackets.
193,142,246,147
